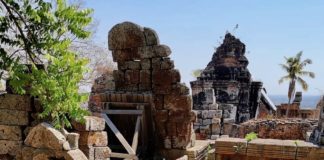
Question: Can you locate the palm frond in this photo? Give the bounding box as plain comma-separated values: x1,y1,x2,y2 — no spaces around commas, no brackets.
300,59,312,68
297,77,308,91
296,51,303,61
302,58,312,65
299,71,315,78
279,64,289,72
278,75,290,84
287,57,294,64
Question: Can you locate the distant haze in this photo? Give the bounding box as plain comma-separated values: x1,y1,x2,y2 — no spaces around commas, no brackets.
269,95,322,108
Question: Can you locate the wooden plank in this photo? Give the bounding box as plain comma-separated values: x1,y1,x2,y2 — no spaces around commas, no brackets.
131,116,141,151
110,152,137,159
138,105,147,151
102,114,136,155
103,109,143,115
101,102,149,108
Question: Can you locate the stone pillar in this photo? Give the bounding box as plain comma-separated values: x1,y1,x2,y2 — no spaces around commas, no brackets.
191,85,222,140
73,116,110,160
249,81,263,118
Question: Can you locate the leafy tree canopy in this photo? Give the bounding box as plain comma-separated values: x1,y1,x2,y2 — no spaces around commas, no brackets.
0,0,93,129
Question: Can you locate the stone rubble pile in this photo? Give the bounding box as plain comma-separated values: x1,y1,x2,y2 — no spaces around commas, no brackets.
18,122,88,160
238,119,318,140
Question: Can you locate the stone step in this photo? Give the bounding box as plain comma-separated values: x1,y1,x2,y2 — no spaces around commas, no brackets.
186,140,210,160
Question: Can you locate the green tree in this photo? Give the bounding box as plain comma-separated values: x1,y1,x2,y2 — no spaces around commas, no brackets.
0,0,93,129
279,51,315,117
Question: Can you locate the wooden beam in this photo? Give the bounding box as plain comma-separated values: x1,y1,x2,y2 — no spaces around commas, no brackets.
102,114,136,155
101,102,149,108
138,104,147,150
103,109,143,115
109,152,137,159
131,116,141,151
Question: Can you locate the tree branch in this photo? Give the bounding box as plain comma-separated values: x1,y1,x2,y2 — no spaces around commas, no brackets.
0,0,36,64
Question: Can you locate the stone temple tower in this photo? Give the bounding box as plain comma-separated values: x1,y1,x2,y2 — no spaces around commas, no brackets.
191,33,264,139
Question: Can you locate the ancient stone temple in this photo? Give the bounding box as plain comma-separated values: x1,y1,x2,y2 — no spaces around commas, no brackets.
191,33,273,139
89,22,195,159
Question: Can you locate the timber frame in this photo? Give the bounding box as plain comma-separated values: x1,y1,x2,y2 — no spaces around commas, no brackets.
101,101,150,160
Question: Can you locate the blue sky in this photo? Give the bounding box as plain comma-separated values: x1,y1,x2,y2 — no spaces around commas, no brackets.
84,0,324,95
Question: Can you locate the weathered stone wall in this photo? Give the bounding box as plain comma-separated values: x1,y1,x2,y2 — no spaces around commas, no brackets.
256,101,272,119
89,21,195,159
0,94,32,159
0,92,111,159
91,72,115,93
193,93,237,140
236,119,318,140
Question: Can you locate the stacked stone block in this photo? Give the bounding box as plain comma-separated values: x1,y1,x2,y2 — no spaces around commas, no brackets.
89,22,195,158
192,87,237,139
193,88,220,139
73,116,111,160
108,22,195,150
219,104,237,135
0,94,31,158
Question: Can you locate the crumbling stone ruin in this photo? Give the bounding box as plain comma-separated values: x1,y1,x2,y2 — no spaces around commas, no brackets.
89,21,195,159
276,92,318,119
19,122,88,160
2,21,324,160
0,93,109,160
190,33,274,140
237,119,317,140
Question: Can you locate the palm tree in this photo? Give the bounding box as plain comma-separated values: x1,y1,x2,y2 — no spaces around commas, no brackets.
279,51,315,117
